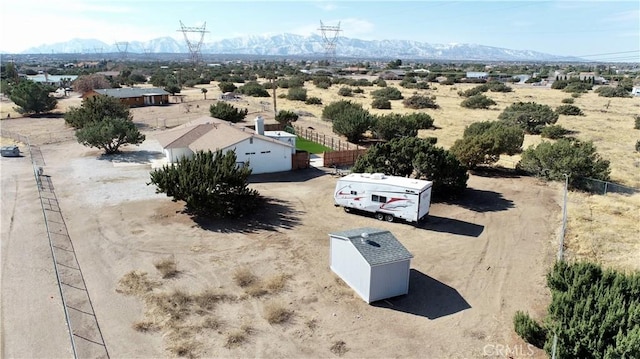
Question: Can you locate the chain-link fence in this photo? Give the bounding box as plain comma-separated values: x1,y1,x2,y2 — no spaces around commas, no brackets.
574,177,639,195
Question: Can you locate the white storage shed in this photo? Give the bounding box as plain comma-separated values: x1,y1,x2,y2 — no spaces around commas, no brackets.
329,227,413,303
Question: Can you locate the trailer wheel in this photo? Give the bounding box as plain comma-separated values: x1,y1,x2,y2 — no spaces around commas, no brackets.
384,214,394,222
375,212,385,221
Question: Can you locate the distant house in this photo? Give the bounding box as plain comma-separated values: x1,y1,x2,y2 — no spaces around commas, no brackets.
379,70,406,80
154,116,294,174
83,87,170,107
465,71,488,80
329,227,413,303
26,74,78,88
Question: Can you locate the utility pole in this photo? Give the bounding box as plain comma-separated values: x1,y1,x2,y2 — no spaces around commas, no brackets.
272,77,277,114
559,173,569,261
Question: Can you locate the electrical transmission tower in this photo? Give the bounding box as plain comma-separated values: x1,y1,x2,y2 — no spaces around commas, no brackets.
115,41,129,60
318,20,341,64
177,21,209,64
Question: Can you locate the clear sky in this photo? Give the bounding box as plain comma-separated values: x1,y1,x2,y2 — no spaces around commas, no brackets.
1,0,638,61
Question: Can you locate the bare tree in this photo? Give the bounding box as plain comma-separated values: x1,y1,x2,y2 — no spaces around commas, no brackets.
73,74,111,94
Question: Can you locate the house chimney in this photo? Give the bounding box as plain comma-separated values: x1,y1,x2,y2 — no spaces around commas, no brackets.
254,116,265,135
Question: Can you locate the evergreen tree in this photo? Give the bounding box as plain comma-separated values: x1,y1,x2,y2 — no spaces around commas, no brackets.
9,80,57,115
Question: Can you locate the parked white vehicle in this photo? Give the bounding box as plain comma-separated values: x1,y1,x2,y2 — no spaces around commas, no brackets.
334,173,433,223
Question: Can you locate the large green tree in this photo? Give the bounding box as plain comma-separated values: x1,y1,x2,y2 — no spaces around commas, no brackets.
352,137,468,197
148,150,261,218
372,113,434,141
450,121,524,168
65,95,132,129
75,117,145,154
498,102,559,134
332,106,373,143
9,80,57,115
517,138,610,190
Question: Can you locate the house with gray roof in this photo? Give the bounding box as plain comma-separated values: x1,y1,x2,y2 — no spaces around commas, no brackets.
329,227,413,303
83,87,170,107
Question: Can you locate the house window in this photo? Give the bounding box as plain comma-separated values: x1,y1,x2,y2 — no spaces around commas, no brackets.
245,152,256,155
350,191,357,195
260,150,271,154
249,138,253,144
372,195,387,203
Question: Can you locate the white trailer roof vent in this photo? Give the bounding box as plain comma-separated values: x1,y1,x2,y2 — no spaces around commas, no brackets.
371,173,385,180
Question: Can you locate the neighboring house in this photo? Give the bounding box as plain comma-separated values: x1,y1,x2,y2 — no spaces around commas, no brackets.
632,87,640,96
83,87,170,107
329,227,413,303
465,71,488,79
26,74,78,88
379,69,406,80
154,116,294,174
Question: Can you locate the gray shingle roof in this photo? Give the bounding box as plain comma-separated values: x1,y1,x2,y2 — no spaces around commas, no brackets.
94,87,169,98
330,227,413,266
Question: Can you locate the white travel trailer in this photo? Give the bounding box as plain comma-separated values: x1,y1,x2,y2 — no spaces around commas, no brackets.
334,173,433,223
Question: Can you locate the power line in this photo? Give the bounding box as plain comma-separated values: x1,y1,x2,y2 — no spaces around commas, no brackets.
575,50,639,58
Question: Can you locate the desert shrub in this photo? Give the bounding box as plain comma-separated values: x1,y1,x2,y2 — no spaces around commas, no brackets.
209,102,248,123
218,82,238,93
238,81,269,97
338,87,353,97
224,326,252,349
556,104,584,116
460,94,496,109
371,86,403,100
330,340,349,356
513,311,546,348
275,110,299,126
400,77,417,88
277,93,286,99
286,87,307,101
371,98,391,109
498,102,559,134
571,93,581,98
540,125,570,139
441,78,456,85
322,100,364,121
373,78,387,87
372,113,434,141
353,87,364,94
563,82,592,93
635,115,640,129
450,121,524,168
487,82,512,92
595,86,631,98
116,270,160,296
561,98,574,104
403,95,439,109
313,76,332,89
517,139,610,190
458,84,488,97
551,80,568,90
305,96,322,105
265,274,290,293
233,268,257,288
154,256,179,279
636,140,640,152
416,82,430,89
355,79,372,87
263,302,293,324
332,106,373,143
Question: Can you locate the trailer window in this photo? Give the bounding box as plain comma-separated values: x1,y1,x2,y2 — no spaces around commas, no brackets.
350,191,357,195
372,195,387,203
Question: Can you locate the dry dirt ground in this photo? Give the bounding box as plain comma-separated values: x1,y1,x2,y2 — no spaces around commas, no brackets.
1,101,561,358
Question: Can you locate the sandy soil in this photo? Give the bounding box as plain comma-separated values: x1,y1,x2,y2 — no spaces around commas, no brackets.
1,113,560,358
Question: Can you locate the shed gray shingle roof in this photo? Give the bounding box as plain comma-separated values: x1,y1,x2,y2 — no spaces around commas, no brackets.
330,227,413,266
94,87,169,98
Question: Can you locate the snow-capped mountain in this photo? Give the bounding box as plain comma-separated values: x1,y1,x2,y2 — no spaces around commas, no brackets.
19,34,581,61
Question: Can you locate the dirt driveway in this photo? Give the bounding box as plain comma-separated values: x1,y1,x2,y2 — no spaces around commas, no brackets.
1,124,560,358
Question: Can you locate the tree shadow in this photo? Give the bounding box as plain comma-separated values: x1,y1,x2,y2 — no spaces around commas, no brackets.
97,150,165,164
249,167,327,183
192,197,302,233
445,187,515,212
372,269,471,319
470,167,523,178
418,215,484,237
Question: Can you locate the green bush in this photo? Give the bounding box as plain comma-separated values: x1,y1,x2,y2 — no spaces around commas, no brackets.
416,82,430,90
498,102,559,134
561,98,574,104
331,106,373,143
372,113,433,141
450,121,524,168
634,115,640,130
313,76,332,89
371,98,391,109
403,95,439,109
209,102,248,123
353,87,364,94
460,94,496,109
636,140,640,152
286,87,307,101
458,84,488,97
322,100,364,121
305,97,322,105
563,82,592,93
338,87,353,97
487,82,512,93
513,311,546,348
371,87,403,100
517,139,610,190
238,82,269,97
275,110,299,126
540,125,570,139
373,78,387,87
556,104,584,116
595,86,631,98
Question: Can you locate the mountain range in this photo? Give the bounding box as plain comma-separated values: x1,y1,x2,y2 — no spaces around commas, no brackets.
15,34,582,62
